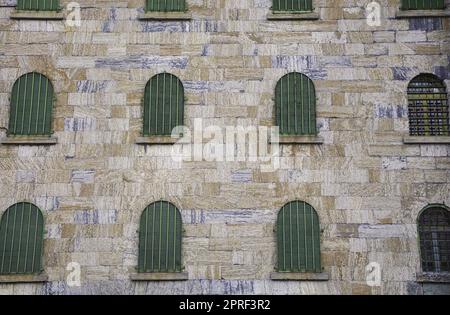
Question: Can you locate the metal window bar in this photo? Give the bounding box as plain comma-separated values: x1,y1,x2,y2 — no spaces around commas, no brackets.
401,0,445,10
407,74,449,136
8,72,54,136
143,73,184,136
272,0,313,12
418,206,450,273
0,202,44,275
138,201,182,273
275,72,317,135
17,0,59,11
145,0,187,12
276,201,321,273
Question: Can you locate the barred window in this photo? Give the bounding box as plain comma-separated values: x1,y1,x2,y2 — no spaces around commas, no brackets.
17,0,59,11
146,0,187,12
275,72,317,135
143,73,184,136
401,0,445,10
272,0,313,12
407,74,449,136
138,201,182,273
418,205,450,273
8,72,54,137
277,201,321,273
0,203,44,275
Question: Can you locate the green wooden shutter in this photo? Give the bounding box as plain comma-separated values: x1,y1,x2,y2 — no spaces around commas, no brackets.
143,73,184,136
145,0,187,12
276,72,317,135
401,0,445,10
277,201,321,273
8,72,54,136
17,0,59,11
0,203,44,275
407,74,449,136
273,0,313,12
138,201,182,273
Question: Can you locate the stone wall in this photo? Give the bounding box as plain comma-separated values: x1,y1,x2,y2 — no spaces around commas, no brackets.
0,0,449,295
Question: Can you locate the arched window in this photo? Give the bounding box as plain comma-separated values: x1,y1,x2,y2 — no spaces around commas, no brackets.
138,201,182,273
145,0,187,12
143,73,184,136
407,74,449,136
277,201,321,273
272,0,313,12
418,204,450,273
8,72,54,137
0,202,44,275
17,0,59,11
401,0,445,10
275,72,317,136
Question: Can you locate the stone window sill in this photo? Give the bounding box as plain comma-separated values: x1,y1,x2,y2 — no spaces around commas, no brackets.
136,135,186,145
403,136,450,144
267,12,320,20
270,272,329,281
1,136,58,145
416,272,450,283
130,272,189,281
396,9,450,18
138,12,192,20
270,135,324,144
0,273,48,283
10,10,64,20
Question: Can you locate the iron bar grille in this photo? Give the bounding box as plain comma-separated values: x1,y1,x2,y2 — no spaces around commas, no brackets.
272,0,313,12
407,74,449,136
143,73,184,136
138,201,182,273
276,72,317,135
277,201,321,273
17,0,59,11
8,72,54,136
145,0,187,12
418,206,450,273
0,203,44,275
401,0,445,10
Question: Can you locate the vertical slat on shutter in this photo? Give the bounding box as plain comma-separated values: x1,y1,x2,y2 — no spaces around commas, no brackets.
275,73,317,136
401,0,445,9
146,0,186,12
0,202,44,274
143,73,184,136
17,0,59,11
138,201,182,273
273,0,313,12
277,201,321,272
8,72,53,137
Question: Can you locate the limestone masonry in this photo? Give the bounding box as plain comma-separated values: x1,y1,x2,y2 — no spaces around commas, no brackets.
0,0,449,295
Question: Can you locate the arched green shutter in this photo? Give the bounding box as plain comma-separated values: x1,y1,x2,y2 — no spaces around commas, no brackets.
138,201,182,273
0,203,44,275
272,0,313,12
145,0,187,12
143,73,184,136
418,205,450,273
17,0,59,11
8,72,54,136
407,74,449,136
277,201,321,273
401,0,445,10
275,72,317,135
